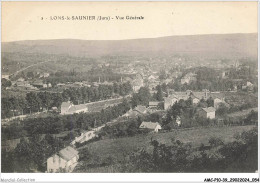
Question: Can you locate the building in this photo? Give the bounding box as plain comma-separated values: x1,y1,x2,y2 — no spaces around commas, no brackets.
71,131,96,145
40,73,50,78
132,79,144,92
123,105,148,118
176,116,181,126
139,121,162,132
2,74,10,80
133,105,148,114
47,146,79,173
198,107,216,119
164,96,178,110
164,91,190,110
181,73,197,85
190,95,200,105
31,80,48,88
132,73,144,92
149,101,160,109
242,81,254,91
60,102,88,115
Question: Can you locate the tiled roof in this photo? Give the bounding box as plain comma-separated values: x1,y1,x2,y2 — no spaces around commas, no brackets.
209,93,225,100
58,146,78,161
191,92,205,99
139,122,161,129
202,107,216,113
149,101,160,106
61,102,72,108
134,105,147,113
68,104,87,113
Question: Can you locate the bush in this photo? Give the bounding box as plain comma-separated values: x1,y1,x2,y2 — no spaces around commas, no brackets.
209,137,224,147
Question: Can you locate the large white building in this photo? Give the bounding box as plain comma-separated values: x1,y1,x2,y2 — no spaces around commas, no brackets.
47,146,79,173
60,102,88,115
139,121,162,132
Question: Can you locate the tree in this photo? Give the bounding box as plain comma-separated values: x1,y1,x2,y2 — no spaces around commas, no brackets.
26,92,42,113
159,70,167,80
9,97,20,117
209,137,224,147
216,103,228,116
1,78,11,88
131,87,150,108
206,97,214,107
52,93,63,108
156,85,163,101
26,71,35,79
38,92,53,111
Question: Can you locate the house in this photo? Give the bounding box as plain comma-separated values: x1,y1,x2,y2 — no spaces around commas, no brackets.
149,101,160,109
198,107,216,119
181,73,197,85
213,97,229,109
190,95,200,105
47,146,79,173
164,96,178,110
71,130,96,145
40,73,50,78
214,98,223,109
164,92,190,110
61,102,73,114
139,121,162,132
176,116,181,126
174,92,190,101
133,105,148,114
60,102,88,115
2,74,10,80
132,79,144,92
31,80,48,88
17,77,25,82
242,81,254,91
123,105,148,118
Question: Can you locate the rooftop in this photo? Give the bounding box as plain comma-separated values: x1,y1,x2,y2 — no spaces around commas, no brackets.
139,121,161,129
149,101,160,105
134,105,147,113
61,102,73,108
58,146,78,161
68,104,87,113
202,107,216,113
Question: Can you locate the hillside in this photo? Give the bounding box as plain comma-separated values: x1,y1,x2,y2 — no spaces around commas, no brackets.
74,125,256,173
2,33,257,59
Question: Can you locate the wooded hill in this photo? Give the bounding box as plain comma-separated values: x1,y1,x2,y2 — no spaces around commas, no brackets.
2,33,257,59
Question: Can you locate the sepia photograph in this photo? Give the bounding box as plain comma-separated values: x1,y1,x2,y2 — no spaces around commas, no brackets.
1,1,259,182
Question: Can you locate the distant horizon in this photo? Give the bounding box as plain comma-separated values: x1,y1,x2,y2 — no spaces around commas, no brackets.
2,32,258,43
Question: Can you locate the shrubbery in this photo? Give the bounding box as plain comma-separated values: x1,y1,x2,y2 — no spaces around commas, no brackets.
120,128,258,172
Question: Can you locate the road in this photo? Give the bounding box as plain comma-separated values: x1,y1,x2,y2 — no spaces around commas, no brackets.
10,60,53,78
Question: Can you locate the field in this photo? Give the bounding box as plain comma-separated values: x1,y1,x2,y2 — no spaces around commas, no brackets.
74,125,256,172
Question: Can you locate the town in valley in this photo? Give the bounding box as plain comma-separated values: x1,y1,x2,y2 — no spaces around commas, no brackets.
1,33,258,173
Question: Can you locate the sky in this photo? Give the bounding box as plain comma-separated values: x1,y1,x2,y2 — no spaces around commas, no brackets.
2,1,258,42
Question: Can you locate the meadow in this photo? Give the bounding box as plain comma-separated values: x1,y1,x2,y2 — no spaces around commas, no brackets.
75,125,256,172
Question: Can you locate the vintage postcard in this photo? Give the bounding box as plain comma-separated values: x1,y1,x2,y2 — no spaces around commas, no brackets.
1,1,258,182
